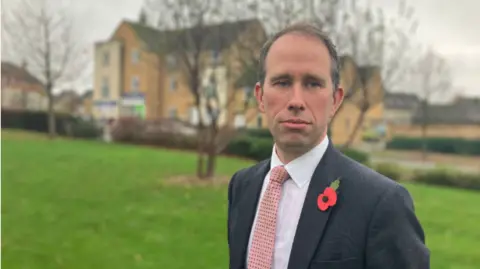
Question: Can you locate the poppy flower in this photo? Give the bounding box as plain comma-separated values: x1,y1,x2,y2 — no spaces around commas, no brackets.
317,187,338,211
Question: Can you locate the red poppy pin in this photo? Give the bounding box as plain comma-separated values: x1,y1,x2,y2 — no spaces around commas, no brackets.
317,178,340,211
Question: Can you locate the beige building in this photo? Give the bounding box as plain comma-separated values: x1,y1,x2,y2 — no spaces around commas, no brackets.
1,61,47,111
91,19,266,127
384,92,420,125
93,40,124,121
390,96,480,140
330,56,386,146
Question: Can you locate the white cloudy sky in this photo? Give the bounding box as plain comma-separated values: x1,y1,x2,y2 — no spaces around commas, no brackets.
2,0,479,99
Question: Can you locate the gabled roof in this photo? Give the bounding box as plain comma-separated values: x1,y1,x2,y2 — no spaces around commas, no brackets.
412,97,480,125
384,92,420,110
121,18,265,54
1,61,43,86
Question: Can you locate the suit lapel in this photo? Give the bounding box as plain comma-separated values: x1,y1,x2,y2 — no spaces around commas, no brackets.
287,143,342,269
231,159,270,269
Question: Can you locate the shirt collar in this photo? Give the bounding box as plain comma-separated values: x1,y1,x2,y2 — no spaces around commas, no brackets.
270,136,329,188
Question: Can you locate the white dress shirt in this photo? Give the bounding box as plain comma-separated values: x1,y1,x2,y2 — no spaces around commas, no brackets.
246,136,329,269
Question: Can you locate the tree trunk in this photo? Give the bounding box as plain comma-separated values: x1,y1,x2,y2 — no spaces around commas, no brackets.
196,125,206,179
343,109,367,149
420,101,428,162
420,122,428,162
205,125,218,179
47,89,56,139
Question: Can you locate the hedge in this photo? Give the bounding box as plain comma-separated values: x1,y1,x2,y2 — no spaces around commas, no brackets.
224,134,370,164
387,136,480,156
1,109,101,139
411,168,480,191
110,117,198,150
373,162,403,181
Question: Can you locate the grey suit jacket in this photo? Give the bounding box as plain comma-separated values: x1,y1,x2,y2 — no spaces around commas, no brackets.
227,143,429,269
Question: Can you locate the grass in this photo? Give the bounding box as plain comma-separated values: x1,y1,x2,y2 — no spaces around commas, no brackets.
2,130,480,269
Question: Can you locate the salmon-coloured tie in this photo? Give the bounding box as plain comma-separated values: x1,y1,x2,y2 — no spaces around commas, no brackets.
247,165,290,269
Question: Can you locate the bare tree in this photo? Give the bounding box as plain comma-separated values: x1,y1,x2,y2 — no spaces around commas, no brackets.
334,0,420,148
2,0,88,138
143,0,266,179
413,48,452,160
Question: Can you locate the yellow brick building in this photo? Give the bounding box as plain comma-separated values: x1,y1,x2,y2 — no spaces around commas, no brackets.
330,56,385,146
92,19,385,146
92,19,266,127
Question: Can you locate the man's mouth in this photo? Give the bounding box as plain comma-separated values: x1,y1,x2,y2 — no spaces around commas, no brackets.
280,119,310,129
282,119,310,124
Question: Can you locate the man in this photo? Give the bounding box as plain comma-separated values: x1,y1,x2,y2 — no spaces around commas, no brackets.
227,23,429,269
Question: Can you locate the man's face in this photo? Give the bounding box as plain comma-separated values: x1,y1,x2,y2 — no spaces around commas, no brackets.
255,33,344,153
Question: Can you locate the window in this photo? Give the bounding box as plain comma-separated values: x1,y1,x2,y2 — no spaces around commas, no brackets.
211,50,220,64
103,52,110,66
170,77,177,91
101,77,109,98
234,114,246,129
131,76,140,91
169,107,177,119
189,106,199,125
166,55,177,69
132,49,140,63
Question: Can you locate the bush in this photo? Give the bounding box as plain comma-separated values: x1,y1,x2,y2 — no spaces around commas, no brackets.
224,136,273,161
110,117,198,150
387,136,480,156
244,128,273,139
68,120,101,139
1,109,101,139
411,168,480,191
340,148,370,165
374,162,403,181
110,117,144,143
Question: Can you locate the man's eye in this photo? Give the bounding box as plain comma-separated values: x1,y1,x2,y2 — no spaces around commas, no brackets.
306,81,322,88
274,81,290,87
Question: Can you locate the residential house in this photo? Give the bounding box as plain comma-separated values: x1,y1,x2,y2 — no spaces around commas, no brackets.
330,55,386,146
384,92,420,125
390,96,480,140
54,90,81,115
92,18,267,128
78,90,94,119
1,61,47,111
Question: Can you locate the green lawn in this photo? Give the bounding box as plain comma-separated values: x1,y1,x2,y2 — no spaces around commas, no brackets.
2,130,480,269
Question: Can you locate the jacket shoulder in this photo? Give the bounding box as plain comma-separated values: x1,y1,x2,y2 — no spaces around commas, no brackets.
230,158,270,185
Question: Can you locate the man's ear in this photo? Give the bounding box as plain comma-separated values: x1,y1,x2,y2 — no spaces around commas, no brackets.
254,82,265,113
331,86,344,117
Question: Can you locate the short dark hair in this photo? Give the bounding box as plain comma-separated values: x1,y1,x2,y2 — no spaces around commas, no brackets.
258,22,340,91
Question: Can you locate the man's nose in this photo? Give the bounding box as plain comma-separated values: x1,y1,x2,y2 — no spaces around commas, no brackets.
287,83,306,111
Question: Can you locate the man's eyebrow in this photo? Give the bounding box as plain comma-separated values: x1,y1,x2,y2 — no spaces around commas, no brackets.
304,74,327,83
269,74,292,82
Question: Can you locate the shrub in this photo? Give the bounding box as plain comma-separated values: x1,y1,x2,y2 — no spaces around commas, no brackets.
411,168,480,191
248,137,274,161
110,117,198,150
68,120,102,139
1,109,101,139
224,136,273,161
244,128,272,139
110,117,145,143
340,148,370,165
387,136,480,156
374,162,403,181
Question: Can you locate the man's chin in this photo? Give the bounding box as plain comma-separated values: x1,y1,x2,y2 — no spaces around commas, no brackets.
277,137,310,150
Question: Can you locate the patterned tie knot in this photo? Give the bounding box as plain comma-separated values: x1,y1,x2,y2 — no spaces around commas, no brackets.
270,165,289,184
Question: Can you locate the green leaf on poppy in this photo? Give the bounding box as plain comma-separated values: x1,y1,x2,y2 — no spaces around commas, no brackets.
330,177,341,191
